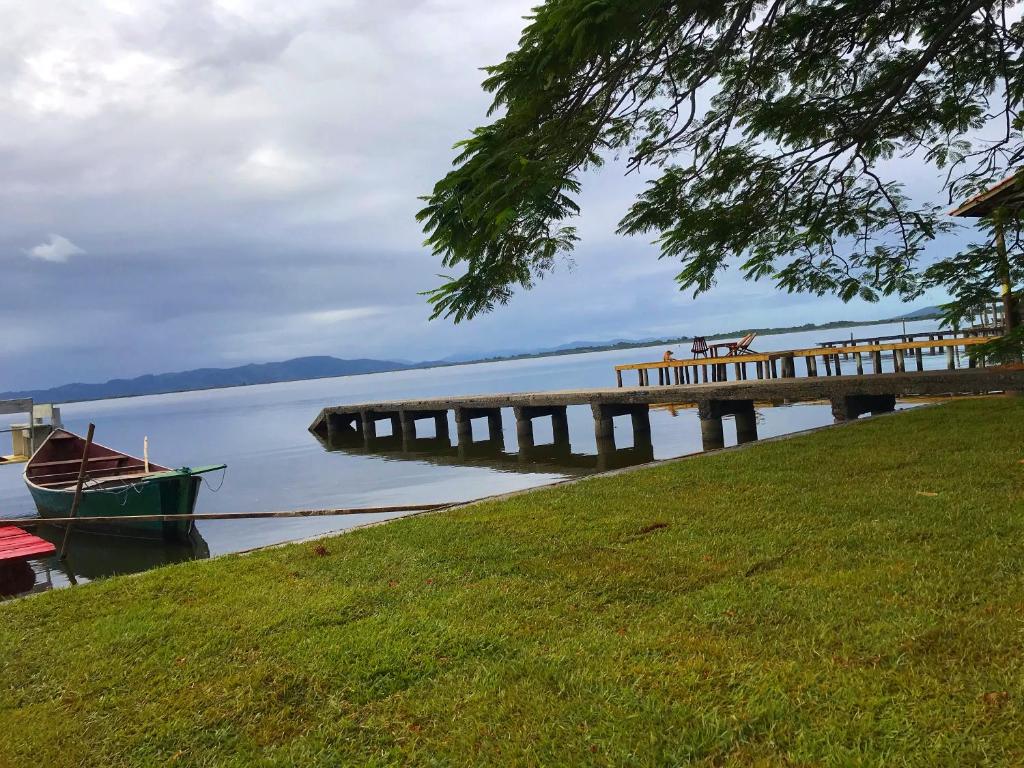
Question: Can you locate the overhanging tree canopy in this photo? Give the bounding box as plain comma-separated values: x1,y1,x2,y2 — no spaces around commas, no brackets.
418,0,1024,326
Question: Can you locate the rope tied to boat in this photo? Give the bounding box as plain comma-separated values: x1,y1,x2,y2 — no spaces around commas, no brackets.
201,467,227,493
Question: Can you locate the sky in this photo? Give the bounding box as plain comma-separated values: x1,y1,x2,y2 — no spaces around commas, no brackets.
0,0,969,391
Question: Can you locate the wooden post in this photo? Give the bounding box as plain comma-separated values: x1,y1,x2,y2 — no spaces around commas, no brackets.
994,212,1021,334
872,350,883,374
834,354,842,376
914,347,924,371
946,345,956,370
769,358,778,379
855,352,864,376
822,355,833,376
616,369,623,388
59,423,95,560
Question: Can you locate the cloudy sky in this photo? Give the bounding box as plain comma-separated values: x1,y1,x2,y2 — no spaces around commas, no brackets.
0,0,965,391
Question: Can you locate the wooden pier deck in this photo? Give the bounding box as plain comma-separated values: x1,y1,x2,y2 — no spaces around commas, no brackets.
311,367,1024,455
614,335,992,388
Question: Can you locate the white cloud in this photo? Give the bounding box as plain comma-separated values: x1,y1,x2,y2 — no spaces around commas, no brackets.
25,234,85,263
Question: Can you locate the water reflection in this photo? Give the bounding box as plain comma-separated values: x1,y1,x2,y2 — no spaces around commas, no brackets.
312,426,656,475
2,526,210,599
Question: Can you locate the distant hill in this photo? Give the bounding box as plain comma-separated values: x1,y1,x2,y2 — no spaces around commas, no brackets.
2,306,949,405
0,356,412,404
896,305,943,320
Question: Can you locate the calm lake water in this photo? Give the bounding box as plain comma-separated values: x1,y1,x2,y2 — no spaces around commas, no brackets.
1,320,944,596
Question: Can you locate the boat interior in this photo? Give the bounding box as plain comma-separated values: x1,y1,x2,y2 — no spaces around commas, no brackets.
26,430,169,490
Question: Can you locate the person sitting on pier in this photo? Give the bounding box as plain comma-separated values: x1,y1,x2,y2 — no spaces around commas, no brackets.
662,350,675,363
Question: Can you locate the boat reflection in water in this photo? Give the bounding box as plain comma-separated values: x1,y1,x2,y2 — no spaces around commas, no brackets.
4,525,210,598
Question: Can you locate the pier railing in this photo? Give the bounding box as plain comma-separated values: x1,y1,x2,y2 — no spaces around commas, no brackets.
614,336,995,387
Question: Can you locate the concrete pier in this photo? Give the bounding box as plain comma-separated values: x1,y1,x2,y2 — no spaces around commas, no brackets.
830,394,897,421
453,406,502,448
310,368,1024,462
696,399,758,451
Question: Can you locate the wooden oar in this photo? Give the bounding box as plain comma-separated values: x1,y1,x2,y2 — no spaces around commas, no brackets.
5,502,457,527
58,422,95,560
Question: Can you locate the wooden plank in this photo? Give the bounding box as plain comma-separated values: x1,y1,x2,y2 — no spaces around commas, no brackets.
2,502,456,526
613,336,993,373
0,525,56,562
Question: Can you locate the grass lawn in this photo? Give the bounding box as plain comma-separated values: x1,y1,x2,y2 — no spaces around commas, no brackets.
2,397,1023,767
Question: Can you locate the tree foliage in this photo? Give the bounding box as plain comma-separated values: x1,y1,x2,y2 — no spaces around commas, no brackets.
418,0,1024,322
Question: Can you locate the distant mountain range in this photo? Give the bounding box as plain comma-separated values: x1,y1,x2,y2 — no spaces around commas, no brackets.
0,306,948,405
0,356,413,404
896,305,943,320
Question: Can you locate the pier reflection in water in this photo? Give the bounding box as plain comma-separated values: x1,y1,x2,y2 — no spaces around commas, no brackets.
1,526,210,598
313,405,660,476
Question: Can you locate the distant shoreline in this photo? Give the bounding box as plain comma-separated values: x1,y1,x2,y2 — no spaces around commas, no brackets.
1,312,941,406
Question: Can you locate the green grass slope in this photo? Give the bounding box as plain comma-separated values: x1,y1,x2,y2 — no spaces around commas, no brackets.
2,398,1023,767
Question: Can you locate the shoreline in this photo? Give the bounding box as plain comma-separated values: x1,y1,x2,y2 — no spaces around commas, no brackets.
2,313,941,406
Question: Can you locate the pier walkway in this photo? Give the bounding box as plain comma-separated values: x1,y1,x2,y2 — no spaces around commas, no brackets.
614,335,992,387
310,367,1024,455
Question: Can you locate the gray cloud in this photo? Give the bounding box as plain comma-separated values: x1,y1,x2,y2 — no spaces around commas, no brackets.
0,0,962,391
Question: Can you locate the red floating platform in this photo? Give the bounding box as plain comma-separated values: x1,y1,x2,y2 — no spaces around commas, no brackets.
0,525,56,564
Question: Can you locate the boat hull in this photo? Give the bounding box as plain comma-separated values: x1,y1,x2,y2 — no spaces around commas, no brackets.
28,474,202,542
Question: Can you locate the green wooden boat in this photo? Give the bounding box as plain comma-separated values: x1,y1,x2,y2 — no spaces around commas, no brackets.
23,429,225,542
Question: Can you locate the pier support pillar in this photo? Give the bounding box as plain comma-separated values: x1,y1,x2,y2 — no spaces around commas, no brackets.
435,414,451,443
698,406,725,451
732,401,758,445
551,408,570,445
592,404,615,448
830,394,897,422
630,406,651,446
398,409,452,451
326,412,360,445
455,412,472,446
514,405,572,457
591,403,651,455
698,399,758,450
513,407,535,452
399,413,416,451
359,410,377,445
454,407,504,449
487,411,503,442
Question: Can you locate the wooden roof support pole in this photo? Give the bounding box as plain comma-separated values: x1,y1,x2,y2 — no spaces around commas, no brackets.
993,209,1019,334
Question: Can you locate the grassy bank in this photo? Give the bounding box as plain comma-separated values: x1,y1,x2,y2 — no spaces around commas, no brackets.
2,398,1022,766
